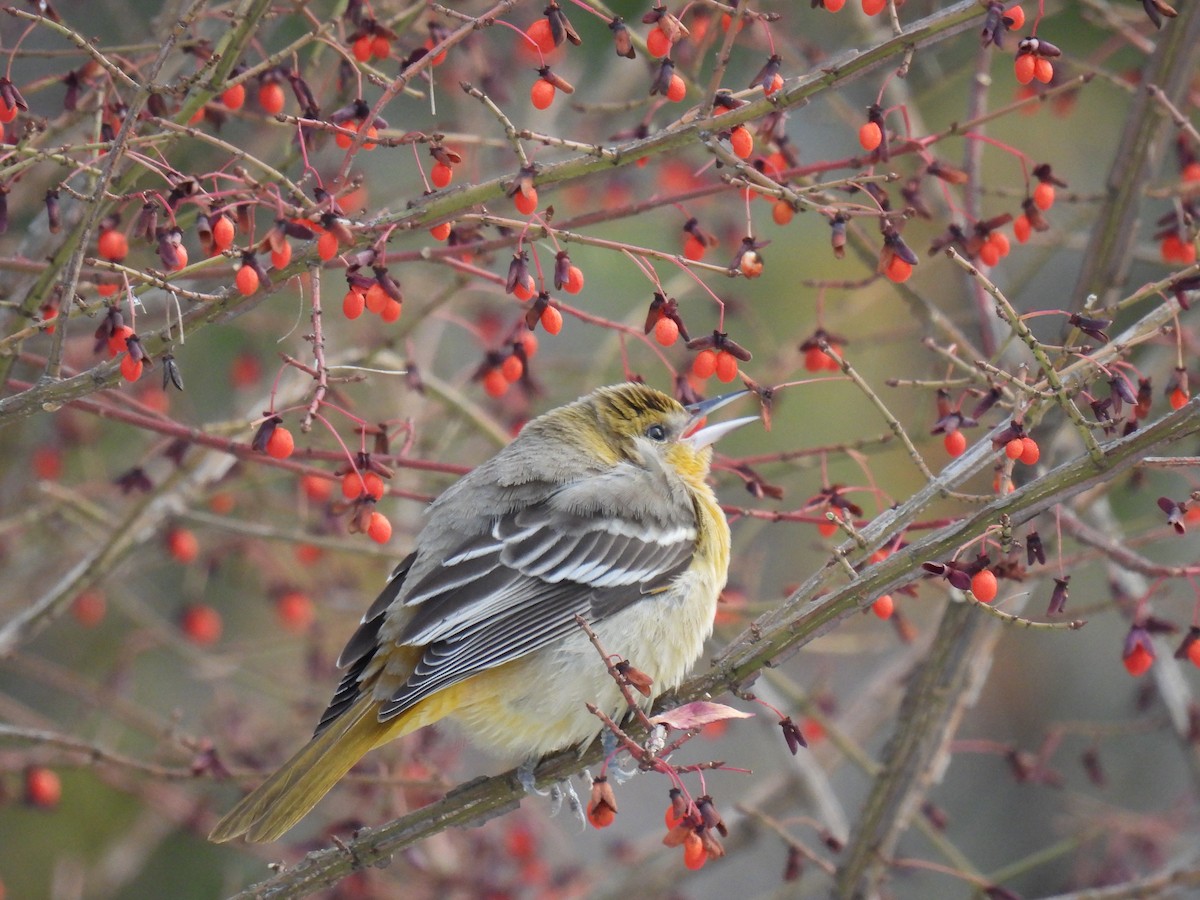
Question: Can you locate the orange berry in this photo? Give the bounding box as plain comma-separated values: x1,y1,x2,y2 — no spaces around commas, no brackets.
682,832,707,870
872,594,895,619
646,26,671,58
257,81,285,115
1123,644,1154,677
1169,387,1189,410
270,241,292,269
221,83,246,111
343,288,365,319
24,767,62,808
666,74,686,103
167,527,199,563
764,73,784,95
858,121,882,152
357,122,378,151
483,367,509,397
513,277,535,301
0,98,19,124
540,305,563,334
514,188,539,216
530,78,556,110
430,162,453,188
1004,438,1024,460
692,348,718,379
430,221,452,241
518,331,539,358
360,472,385,500
71,590,106,627
317,231,339,261
367,511,392,544
501,354,524,382
98,229,128,261
1188,639,1200,668
862,0,887,14
970,569,998,603
181,603,222,645
654,316,679,347
364,283,387,313
979,240,1001,267
714,350,739,383
885,255,913,283
739,250,764,278
265,425,294,459
1004,5,1026,30
301,473,333,502
370,35,391,60
563,265,584,294
772,200,795,226
824,0,846,9
683,234,707,261
525,18,556,55
235,263,259,296
342,471,365,499
120,354,143,383
1014,54,1036,86
97,281,119,297
352,34,373,62
587,804,616,829
275,591,315,634
1019,437,1040,465
1182,162,1200,183
108,324,134,357
380,298,402,322
169,245,189,271
211,214,235,251
991,231,1011,257
1034,57,1054,84
1013,214,1032,244
1033,182,1055,211
423,37,448,66
729,125,753,159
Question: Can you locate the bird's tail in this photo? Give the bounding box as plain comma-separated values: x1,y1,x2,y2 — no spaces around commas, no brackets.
208,694,413,843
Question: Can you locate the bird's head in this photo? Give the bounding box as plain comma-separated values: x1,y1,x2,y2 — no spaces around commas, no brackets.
583,383,757,481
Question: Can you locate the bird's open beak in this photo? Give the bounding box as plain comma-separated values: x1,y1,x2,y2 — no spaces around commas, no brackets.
683,389,758,450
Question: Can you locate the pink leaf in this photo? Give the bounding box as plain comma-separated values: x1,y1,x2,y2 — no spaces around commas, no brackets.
650,701,753,731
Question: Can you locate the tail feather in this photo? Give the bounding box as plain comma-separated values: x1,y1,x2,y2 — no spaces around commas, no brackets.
209,695,409,843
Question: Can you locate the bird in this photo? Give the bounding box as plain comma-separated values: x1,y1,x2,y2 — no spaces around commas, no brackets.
209,382,755,843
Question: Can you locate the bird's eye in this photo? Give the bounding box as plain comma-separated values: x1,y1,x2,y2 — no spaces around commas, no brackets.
645,423,667,441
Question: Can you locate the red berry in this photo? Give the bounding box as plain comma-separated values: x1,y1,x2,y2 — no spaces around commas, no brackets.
1014,54,1036,86
563,265,584,294
380,298,402,322
714,350,739,383
265,425,294,459
729,126,753,159
1188,639,1200,668
885,256,913,283
526,18,556,56
301,473,332,502
824,0,846,10
540,305,563,334
764,73,784,95
71,590,106,627
275,591,315,634
1004,5,1026,30
342,471,366,499
24,767,62,808
371,35,391,60
513,276,536,301
1034,57,1054,84
1123,643,1154,677
352,35,373,62
646,26,670,58
587,804,616,829
858,121,882,152
872,594,894,619
235,263,259,296
692,348,718,380
1019,437,1040,465
107,324,134,357
258,81,285,115
862,0,887,14
211,214,235,251
501,354,524,382
181,603,222,645
1169,387,1189,410
1004,438,1024,460
317,231,338,261
167,527,199,563
683,234,707,261
120,354,143,383
271,241,292,269
682,832,707,870
343,288,365,319
970,569,998,603
367,511,392,544
530,78,556,110
666,74,687,103
979,240,1001,267
991,231,1011,257
1033,182,1055,211
772,201,795,226
430,162,453,188
654,316,680,347
361,472,385,500
169,245,189,272
430,222,452,241
0,98,19,124
1182,162,1200,183
221,83,246,110
514,188,539,216
1013,214,1032,244
364,283,387,313
483,367,509,397
98,229,128,261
